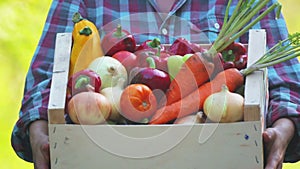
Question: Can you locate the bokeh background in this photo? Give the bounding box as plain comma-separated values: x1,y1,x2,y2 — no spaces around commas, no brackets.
0,0,299,168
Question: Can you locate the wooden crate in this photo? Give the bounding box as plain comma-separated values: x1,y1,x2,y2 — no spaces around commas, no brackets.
48,30,268,169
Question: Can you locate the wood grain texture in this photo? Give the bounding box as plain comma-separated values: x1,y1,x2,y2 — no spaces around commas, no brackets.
48,33,72,124
49,122,263,169
244,29,267,125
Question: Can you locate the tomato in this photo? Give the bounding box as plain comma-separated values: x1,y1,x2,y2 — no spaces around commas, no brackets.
120,84,157,123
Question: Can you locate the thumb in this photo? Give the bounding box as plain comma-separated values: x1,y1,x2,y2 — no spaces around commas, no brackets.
263,128,276,143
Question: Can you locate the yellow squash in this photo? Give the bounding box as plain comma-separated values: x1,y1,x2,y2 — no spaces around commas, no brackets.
69,12,104,77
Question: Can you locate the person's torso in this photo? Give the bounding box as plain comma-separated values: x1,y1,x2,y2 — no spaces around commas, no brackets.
83,0,236,44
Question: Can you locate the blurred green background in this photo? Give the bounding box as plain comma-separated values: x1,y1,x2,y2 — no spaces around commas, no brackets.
0,0,299,168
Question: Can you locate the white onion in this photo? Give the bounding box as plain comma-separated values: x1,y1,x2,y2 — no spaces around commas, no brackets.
203,85,244,123
88,56,128,89
100,78,125,122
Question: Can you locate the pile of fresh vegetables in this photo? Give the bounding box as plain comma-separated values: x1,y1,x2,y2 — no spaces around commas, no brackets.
65,0,300,125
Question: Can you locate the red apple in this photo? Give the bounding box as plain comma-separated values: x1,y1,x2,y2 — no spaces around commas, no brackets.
112,50,138,72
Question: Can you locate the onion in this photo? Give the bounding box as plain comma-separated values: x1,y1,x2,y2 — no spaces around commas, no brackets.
203,85,244,123
67,91,111,124
100,78,126,122
88,56,128,89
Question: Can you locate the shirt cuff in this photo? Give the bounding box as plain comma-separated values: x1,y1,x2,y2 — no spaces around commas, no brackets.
284,116,300,162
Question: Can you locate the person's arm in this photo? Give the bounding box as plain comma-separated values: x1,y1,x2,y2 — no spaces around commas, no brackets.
257,0,300,165
266,58,300,163
11,0,83,163
237,0,300,166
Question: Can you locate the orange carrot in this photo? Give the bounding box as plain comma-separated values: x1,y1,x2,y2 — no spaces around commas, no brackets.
150,68,244,124
165,52,214,105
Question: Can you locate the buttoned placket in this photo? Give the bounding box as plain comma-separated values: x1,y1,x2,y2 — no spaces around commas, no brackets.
148,0,187,40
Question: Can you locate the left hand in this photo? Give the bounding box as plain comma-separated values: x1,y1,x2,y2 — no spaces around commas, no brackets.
29,120,50,169
263,118,295,169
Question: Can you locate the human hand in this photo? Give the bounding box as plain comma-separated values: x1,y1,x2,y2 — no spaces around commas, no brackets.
263,118,295,169
29,120,50,169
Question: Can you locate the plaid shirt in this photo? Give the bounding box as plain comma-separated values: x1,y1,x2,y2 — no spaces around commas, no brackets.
12,0,300,163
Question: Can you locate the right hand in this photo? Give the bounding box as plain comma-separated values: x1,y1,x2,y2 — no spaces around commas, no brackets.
29,120,50,169
263,118,295,169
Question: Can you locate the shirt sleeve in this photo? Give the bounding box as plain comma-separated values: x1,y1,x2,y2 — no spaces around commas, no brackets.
267,61,300,162
11,0,84,162
259,1,300,162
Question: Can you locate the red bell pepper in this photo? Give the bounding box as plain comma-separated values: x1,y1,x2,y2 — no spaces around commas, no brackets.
153,51,170,72
221,42,247,63
234,54,248,70
211,42,248,74
67,69,102,97
135,47,170,72
136,38,165,53
168,37,203,56
130,57,171,93
101,24,136,56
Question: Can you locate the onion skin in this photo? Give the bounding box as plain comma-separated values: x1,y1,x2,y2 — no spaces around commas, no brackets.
68,92,111,124
88,56,128,90
203,85,244,123
100,79,125,122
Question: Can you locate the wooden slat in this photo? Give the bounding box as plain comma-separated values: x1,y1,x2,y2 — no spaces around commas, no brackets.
49,122,263,169
48,33,72,124
244,29,267,123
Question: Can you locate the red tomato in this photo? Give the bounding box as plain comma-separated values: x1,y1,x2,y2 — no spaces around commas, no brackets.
120,84,157,123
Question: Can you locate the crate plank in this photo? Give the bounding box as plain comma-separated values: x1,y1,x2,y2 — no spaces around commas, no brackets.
244,29,267,123
49,122,263,169
48,33,72,124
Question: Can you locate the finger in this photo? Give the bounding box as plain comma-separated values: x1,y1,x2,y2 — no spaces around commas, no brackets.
34,143,50,169
265,158,278,169
277,162,282,169
34,163,49,169
34,153,50,169
42,143,50,161
263,129,278,169
264,146,283,169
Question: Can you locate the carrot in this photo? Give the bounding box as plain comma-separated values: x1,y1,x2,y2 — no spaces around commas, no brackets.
163,0,282,106
152,31,300,124
150,68,244,124
165,52,214,105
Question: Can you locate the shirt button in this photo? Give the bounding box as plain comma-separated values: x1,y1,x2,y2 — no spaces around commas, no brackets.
162,28,168,35
214,23,220,29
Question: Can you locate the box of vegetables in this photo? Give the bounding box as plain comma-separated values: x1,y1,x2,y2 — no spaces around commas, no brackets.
48,1,300,169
